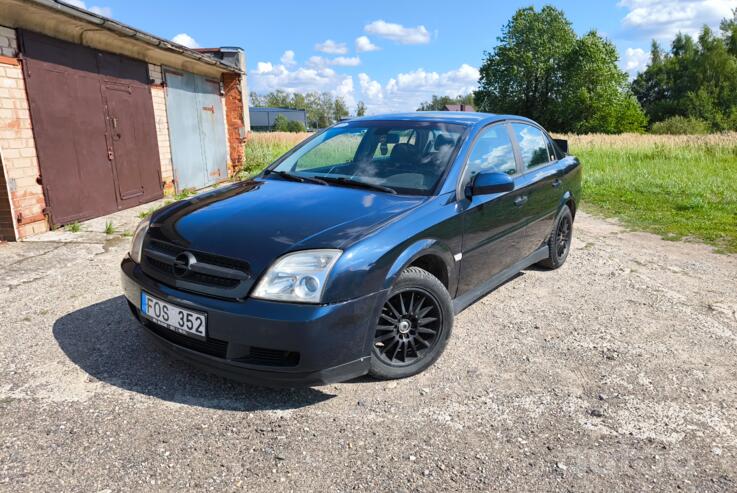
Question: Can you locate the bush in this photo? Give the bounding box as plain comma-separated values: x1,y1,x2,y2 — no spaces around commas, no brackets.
650,116,710,135
286,119,306,132
272,114,290,132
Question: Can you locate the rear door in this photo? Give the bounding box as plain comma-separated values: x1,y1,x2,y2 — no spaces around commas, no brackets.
457,123,528,296
508,123,561,257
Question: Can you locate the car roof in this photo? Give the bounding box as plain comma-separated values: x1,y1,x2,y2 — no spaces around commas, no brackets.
347,111,537,127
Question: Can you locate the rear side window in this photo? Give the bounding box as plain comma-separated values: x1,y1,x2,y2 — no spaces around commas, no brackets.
465,124,517,178
511,123,552,170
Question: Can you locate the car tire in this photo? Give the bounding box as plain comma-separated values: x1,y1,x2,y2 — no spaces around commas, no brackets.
538,204,573,269
369,266,454,380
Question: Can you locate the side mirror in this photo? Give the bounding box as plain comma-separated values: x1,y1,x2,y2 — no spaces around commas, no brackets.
467,171,515,197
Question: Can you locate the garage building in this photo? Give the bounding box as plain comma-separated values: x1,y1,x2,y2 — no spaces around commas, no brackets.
0,0,250,241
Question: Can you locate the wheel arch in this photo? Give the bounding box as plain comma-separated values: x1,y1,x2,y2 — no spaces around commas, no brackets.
383,239,457,295
560,191,576,219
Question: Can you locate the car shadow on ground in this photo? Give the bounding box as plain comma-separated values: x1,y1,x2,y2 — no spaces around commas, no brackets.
53,296,335,411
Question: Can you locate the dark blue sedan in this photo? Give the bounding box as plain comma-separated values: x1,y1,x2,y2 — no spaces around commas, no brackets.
121,112,581,386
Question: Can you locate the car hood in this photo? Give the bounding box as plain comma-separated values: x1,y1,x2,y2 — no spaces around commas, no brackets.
148,178,425,273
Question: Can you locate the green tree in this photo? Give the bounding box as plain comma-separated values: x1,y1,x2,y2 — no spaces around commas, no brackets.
632,13,737,131
272,114,290,131
286,119,306,132
333,97,349,122
417,94,474,111
356,101,367,117
474,6,646,133
560,31,647,133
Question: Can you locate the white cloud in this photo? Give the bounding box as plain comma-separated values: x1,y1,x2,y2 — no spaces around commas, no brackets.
358,73,383,101
623,47,651,74
314,39,348,55
171,33,200,49
255,61,274,74
364,20,431,45
250,61,355,109
331,56,361,67
357,64,479,113
307,55,360,68
62,0,112,17
355,36,381,52
251,51,478,115
618,0,737,41
280,50,296,66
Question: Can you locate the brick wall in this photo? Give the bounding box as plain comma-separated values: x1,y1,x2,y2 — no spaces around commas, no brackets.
0,25,47,240
222,73,246,175
148,64,175,194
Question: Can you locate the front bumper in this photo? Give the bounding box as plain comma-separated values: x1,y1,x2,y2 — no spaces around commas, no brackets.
121,257,387,387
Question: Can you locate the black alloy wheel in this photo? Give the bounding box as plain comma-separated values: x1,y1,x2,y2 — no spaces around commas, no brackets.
556,214,572,258
374,288,443,366
538,204,573,269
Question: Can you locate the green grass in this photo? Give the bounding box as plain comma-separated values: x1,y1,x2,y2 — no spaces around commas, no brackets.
65,222,81,233
104,220,116,235
572,135,737,252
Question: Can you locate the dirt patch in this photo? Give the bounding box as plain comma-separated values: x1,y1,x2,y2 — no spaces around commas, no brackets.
0,211,735,491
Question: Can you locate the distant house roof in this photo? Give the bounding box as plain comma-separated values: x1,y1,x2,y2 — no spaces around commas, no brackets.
444,104,475,112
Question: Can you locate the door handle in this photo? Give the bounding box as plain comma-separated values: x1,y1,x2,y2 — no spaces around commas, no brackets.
552,178,562,188
513,195,528,207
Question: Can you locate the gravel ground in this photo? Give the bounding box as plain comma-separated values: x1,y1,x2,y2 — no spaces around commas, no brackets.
1,208,736,492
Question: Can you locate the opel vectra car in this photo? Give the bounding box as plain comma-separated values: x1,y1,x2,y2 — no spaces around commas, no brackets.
121,112,581,386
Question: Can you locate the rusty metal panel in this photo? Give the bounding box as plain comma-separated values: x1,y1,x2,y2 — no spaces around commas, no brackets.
165,69,228,191
19,30,162,226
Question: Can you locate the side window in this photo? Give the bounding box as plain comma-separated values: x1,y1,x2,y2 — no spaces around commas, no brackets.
511,123,552,170
465,125,517,178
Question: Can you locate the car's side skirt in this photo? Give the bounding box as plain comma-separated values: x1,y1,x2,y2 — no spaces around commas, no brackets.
452,245,549,314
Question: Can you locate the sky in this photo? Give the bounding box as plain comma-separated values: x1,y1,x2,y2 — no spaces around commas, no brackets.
65,0,737,114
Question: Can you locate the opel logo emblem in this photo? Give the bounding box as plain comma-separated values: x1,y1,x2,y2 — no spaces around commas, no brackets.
173,251,196,277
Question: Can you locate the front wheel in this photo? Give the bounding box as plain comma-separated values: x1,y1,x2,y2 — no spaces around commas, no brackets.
369,266,453,380
538,205,573,269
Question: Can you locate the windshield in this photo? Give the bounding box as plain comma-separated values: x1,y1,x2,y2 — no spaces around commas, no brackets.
269,121,467,195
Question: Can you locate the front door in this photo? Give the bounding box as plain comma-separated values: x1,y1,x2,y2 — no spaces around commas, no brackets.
457,123,530,296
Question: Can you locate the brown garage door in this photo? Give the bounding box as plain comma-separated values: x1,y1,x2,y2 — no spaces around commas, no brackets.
20,30,162,226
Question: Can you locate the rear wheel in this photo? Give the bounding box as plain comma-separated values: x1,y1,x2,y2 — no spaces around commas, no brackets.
369,266,453,380
538,205,573,269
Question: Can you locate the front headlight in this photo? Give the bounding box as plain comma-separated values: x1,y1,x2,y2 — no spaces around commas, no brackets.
252,249,342,303
129,217,150,264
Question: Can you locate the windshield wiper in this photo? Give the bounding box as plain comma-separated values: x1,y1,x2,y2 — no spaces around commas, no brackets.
319,176,397,194
264,170,327,185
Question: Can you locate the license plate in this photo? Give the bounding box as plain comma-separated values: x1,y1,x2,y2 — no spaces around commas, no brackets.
141,292,207,340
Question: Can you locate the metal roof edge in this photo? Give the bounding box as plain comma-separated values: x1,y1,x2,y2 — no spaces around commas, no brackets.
27,0,242,73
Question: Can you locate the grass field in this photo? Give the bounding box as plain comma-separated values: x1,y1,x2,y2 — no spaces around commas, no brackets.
562,133,737,253
240,131,737,253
